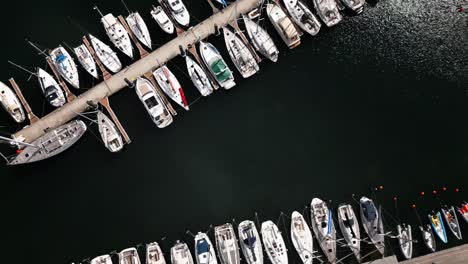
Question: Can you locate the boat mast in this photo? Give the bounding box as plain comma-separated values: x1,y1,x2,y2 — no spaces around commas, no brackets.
120,0,132,14
26,40,49,57
93,6,104,17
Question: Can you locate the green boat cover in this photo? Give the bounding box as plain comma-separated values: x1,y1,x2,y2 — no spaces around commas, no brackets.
211,59,231,82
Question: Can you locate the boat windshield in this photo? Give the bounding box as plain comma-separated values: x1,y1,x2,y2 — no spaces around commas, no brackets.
144,96,159,109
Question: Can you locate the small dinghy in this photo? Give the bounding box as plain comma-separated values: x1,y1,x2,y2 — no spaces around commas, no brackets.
340,0,365,14
337,204,360,261
37,67,66,107
457,202,468,223
195,232,218,264
135,77,173,128
397,224,413,260
119,247,141,264
171,241,194,264
74,44,99,79
9,120,87,165
151,5,175,34
126,12,152,50
199,41,235,89
359,196,385,256
428,211,448,243
310,198,336,264
441,206,462,240
147,242,167,264
238,220,263,264
290,211,313,264
242,15,279,62
261,220,288,264
419,225,436,252
91,254,113,264
282,0,321,36
266,2,301,49
222,27,259,78
89,34,122,73
153,65,189,110
185,56,214,96
0,81,25,123
214,223,240,264
312,0,342,27
98,10,134,58
163,0,190,27
50,46,80,89
97,111,123,152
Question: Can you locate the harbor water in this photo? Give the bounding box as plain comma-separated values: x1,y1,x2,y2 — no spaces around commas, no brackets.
1,0,468,263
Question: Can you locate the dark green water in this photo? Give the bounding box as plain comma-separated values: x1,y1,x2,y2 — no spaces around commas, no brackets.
1,0,468,263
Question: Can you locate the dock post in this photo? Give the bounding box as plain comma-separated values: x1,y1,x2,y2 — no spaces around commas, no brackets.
8,78,39,124
45,56,77,102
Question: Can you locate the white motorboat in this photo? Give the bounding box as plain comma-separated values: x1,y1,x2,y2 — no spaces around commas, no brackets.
457,202,468,223
185,55,214,96
199,41,235,89
74,44,99,79
91,255,113,264
214,223,240,264
428,211,448,243
312,0,342,27
340,0,365,14
147,242,167,264
242,15,279,62
419,225,436,252
266,2,301,49
261,220,288,264
96,8,134,58
171,241,194,264
119,247,141,264
8,120,87,165
359,196,385,256
290,211,313,264
337,204,360,261
50,46,80,89
135,77,173,128
195,232,218,264
151,5,175,34
238,220,263,264
163,0,190,27
0,81,25,123
89,34,122,73
37,67,66,107
441,206,462,240
222,27,259,78
97,110,123,152
126,12,152,49
397,224,413,260
153,65,189,110
282,0,321,36
310,198,336,264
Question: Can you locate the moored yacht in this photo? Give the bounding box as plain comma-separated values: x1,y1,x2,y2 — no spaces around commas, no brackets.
419,225,436,252
126,12,152,49
214,223,240,264
261,220,288,264
185,55,214,96
135,77,173,128
119,247,141,264
0,81,25,123
340,0,365,14
359,197,385,255
97,110,123,152
37,67,66,107
428,211,448,243
147,242,167,264
91,254,113,264
242,15,279,62
222,27,259,78
312,0,342,27
441,206,462,240
95,7,134,58
337,204,360,261
199,41,235,89
310,198,336,264
153,65,189,111
195,232,218,264
89,34,122,73
163,0,190,27
50,46,80,89
151,5,175,34
74,44,99,79
238,220,263,264
282,0,321,36
397,224,413,260
171,241,194,264
266,2,301,49
290,211,313,264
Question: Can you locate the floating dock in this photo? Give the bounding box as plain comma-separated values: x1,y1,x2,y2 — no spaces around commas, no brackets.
400,244,468,264
12,0,262,144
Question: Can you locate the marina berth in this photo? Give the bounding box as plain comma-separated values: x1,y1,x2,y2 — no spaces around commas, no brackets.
238,220,263,264
0,81,25,123
88,34,122,73
147,242,167,264
126,12,152,50
74,44,99,79
49,46,80,88
266,2,301,49
37,67,66,107
242,14,279,62
151,5,175,34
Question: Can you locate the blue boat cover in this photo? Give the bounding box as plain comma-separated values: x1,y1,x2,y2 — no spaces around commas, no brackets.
197,239,209,254
243,236,256,247
363,202,376,221
56,54,66,63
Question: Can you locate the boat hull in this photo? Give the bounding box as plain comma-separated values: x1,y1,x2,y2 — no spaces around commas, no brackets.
238,220,263,264
290,211,313,264
261,221,288,264
310,198,336,264
97,111,123,152
337,204,360,261
359,197,385,256
89,34,122,73
186,56,214,96
127,12,152,49
283,0,321,36
266,3,301,49
74,44,99,79
419,225,436,252
135,77,173,128
428,212,448,243
199,41,236,89
441,206,462,240
223,27,259,78
312,0,343,27
50,46,80,88
398,225,413,260
242,15,279,62
215,223,241,264
147,242,167,264
0,81,25,123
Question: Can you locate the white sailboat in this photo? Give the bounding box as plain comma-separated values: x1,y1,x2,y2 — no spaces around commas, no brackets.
214,223,241,264
37,67,66,107
0,81,25,123
135,77,173,128
242,15,279,63
163,0,190,27
147,242,167,264
153,65,189,110
185,55,214,96
310,198,336,264
195,232,218,264
126,12,152,49
312,0,342,27
91,255,113,264
199,41,235,89
266,2,301,49
74,44,99,79
360,197,385,255
397,224,413,260
97,111,123,152
336,204,360,261
171,241,194,264
282,0,321,36
95,7,134,58
290,211,313,264
89,34,122,73
223,27,259,78
119,247,141,264
261,221,288,264
238,220,263,264
419,225,436,252
50,46,80,89
151,5,175,34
